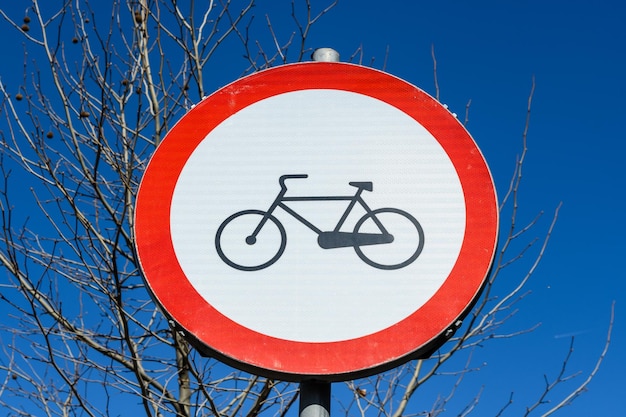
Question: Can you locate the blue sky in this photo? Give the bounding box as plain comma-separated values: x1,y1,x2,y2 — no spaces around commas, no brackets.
1,0,624,416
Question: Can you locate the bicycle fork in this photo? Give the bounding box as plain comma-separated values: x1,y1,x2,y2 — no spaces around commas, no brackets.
245,189,287,245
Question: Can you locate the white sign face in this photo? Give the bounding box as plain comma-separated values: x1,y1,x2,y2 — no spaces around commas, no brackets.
170,89,465,342
134,62,499,380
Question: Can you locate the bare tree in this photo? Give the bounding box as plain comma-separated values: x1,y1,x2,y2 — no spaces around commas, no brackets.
0,1,611,417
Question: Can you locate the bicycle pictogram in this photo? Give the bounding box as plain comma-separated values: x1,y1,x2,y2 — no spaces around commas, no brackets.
215,174,425,271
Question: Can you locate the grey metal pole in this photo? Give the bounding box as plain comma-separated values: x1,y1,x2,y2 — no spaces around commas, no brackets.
299,380,331,417
297,47,338,417
311,48,340,62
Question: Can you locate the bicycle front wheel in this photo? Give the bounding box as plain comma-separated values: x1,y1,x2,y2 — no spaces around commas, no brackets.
215,210,286,271
353,208,424,270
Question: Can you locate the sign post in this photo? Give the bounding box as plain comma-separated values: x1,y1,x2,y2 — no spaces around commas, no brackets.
299,380,331,417
134,48,499,412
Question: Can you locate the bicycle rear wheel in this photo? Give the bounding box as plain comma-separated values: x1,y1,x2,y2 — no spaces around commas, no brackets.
215,210,286,271
353,208,424,270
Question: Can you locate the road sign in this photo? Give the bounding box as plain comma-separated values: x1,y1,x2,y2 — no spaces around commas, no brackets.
134,62,499,381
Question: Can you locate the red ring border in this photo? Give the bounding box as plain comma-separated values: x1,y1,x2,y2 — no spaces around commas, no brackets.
134,62,499,380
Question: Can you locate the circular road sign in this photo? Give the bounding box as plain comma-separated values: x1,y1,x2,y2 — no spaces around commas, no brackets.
134,62,498,381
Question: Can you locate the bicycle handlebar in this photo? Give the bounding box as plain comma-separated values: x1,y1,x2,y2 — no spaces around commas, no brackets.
279,174,308,190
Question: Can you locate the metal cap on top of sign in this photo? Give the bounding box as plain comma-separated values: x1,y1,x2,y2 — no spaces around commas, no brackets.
134,60,499,381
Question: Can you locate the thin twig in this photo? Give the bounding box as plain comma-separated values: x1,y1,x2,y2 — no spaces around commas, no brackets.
539,301,615,416
431,43,440,101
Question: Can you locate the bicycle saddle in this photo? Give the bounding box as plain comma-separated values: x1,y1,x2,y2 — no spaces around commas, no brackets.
349,181,373,192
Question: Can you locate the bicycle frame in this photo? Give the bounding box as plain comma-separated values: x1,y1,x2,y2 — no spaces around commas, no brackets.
249,175,388,241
